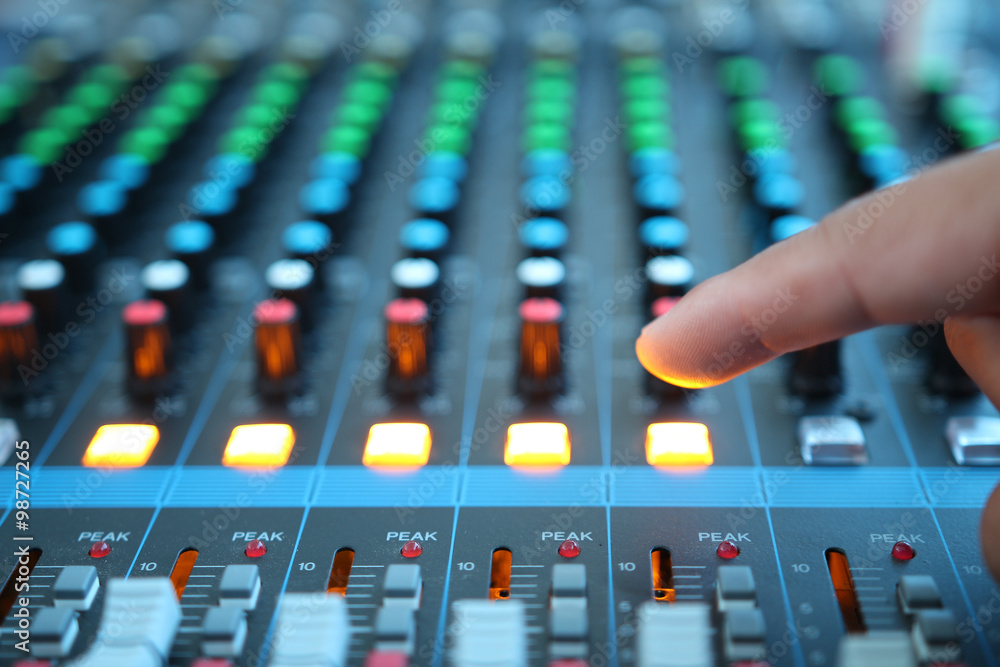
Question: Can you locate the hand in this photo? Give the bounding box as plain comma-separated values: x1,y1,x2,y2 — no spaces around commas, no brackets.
635,147,1000,578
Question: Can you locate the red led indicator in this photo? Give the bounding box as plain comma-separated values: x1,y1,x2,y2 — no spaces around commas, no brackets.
0,301,34,327
89,540,111,559
651,296,680,319
558,539,581,558
891,541,915,561
254,298,298,325
122,299,168,327
716,540,740,559
245,539,267,558
400,540,423,558
518,297,564,323
385,298,429,325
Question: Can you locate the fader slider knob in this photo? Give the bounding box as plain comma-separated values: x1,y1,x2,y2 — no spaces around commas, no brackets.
385,298,431,396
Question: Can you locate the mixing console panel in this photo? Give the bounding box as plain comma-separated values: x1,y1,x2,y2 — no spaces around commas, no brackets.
0,0,999,665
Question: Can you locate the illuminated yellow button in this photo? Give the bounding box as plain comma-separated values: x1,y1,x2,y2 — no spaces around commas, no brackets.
363,423,432,467
223,424,295,467
83,424,160,467
505,422,571,466
645,422,713,466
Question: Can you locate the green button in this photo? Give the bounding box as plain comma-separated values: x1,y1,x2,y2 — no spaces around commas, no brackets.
529,59,575,81
814,55,864,97
252,81,300,109
20,127,69,164
426,124,471,155
40,104,90,134
68,82,117,116
939,95,986,127
846,118,898,152
354,60,399,85
85,64,128,87
120,126,171,164
427,101,477,128
0,83,20,123
322,125,371,157
237,103,284,129
528,77,575,103
718,57,769,98
436,78,480,104
738,120,783,151
163,81,210,118
438,59,485,83
626,121,673,151
524,99,573,126
262,62,310,90
619,57,665,79
343,79,393,111
335,102,382,132
729,98,779,128
624,98,669,125
2,65,35,100
523,122,571,151
621,75,669,101
219,126,271,162
957,116,1000,150
142,104,188,141
833,96,884,129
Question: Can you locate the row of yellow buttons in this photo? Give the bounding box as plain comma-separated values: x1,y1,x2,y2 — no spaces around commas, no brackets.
83,421,714,468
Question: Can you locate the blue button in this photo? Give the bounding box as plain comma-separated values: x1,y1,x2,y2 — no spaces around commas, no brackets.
47,221,97,256
771,215,815,243
639,217,689,253
1,154,42,192
629,148,679,179
166,220,215,254
309,152,361,185
859,144,907,183
188,181,237,217
78,181,128,217
0,182,13,215
409,177,460,216
521,175,570,213
748,147,796,177
283,221,333,256
753,173,803,211
400,219,450,254
522,149,571,178
204,153,256,189
519,217,569,253
633,174,684,212
99,154,150,190
420,151,468,183
300,178,350,217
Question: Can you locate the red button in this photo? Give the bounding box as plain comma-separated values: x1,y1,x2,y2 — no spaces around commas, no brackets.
245,539,267,558
891,541,915,561
401,540,423,558
717,540,740,559
558,539,581,558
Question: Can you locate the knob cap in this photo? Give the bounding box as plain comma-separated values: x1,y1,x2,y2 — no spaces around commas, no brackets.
384,298,431,396
47,222,102,294
0,301,40,398
645,255,694,303
254,298,302,397
265,259,317,331
17,259,67,338
789,341,843,398
141,260,191,334
123,299,173,398
518,297,564,396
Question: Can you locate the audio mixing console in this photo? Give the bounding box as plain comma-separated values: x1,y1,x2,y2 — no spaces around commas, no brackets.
0,0,999,665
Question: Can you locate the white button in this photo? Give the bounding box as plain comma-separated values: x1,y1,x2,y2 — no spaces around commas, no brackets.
798,416,867,465
946,416,1000,465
